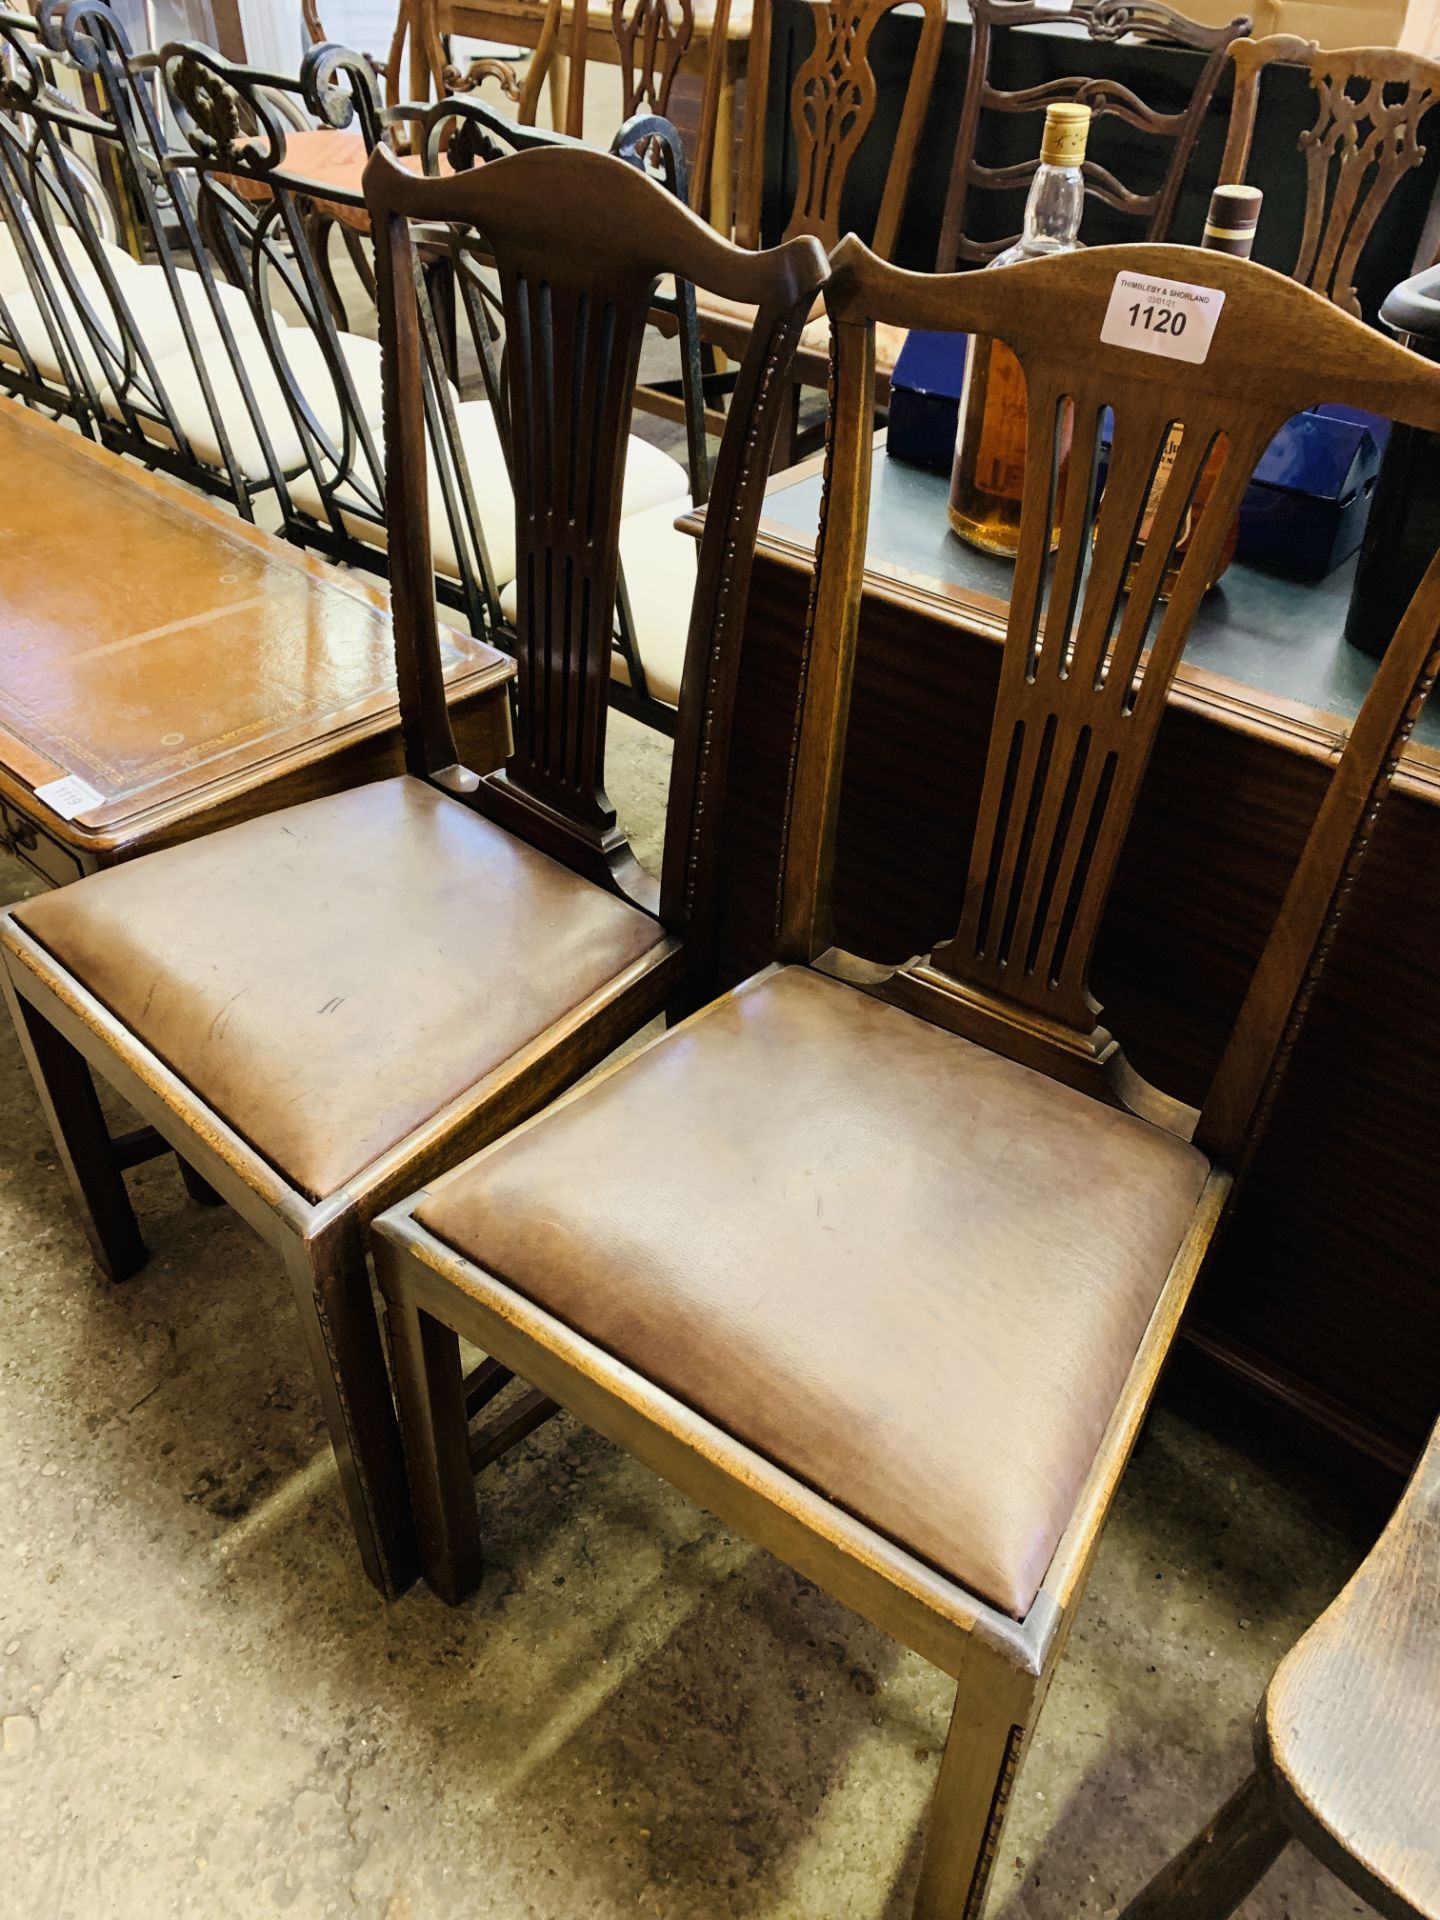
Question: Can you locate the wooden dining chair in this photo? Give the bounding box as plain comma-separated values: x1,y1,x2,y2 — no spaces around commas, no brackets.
1219,35,1440,317
1120,1414,1440,1920
444,0,733,225
0,143,825,1600
938,0,1250,269
369,238,1440,1914
695,0,945,456
303,0,449,113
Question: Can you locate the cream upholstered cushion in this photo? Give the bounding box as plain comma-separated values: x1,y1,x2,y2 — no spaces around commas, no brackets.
117,326,384,482
2,258,276,406
287,398,689,590
0,221,137,299
498,498,697,709
119,265,259,354
696,286,909,377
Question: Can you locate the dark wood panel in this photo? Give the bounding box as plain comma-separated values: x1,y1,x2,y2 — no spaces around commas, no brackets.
717,546,1440,1465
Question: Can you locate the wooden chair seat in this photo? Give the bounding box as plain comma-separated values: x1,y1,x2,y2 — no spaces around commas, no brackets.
405,963,1209,1617
1257,1446,1440,1917
5,776,672,1203
1121,1419,1439,1920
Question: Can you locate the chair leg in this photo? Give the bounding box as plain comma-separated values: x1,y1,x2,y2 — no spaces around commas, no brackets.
1117,1771,1290,1920
177,1157,224,1206
374,1239,483,1606
6,982,147,1282
912,1645,1039,1920
280,1215,419,1600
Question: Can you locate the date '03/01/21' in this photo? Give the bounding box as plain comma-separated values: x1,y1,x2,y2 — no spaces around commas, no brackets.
1099,271,1226,366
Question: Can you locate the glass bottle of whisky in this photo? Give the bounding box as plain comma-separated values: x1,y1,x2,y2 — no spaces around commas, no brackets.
948,102,1091,556
1126,183,1263,598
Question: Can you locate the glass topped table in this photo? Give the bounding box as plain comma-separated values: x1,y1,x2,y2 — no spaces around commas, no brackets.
758,444,1440,755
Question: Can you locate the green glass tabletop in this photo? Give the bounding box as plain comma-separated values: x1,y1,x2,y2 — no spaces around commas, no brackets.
762,447,1440,751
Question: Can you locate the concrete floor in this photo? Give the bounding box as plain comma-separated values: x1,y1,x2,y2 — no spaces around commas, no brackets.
0,718,1388,1918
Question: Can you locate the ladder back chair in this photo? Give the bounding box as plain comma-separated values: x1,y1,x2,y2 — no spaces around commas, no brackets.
939,0,1249,269
1220,34,1440,317
369,238,1440,1915
1121,1413,1440,1920
0,142,825,1599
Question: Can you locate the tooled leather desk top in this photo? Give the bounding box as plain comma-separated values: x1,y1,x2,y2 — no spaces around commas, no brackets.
0,401,510,853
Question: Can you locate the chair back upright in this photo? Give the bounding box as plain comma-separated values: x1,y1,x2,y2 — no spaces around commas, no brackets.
365,141,826,954
787,238,1440,1170
303,0,447,112
736,0,946,256
446,0,732,223
1220,34,1440,317
940,0,1250,269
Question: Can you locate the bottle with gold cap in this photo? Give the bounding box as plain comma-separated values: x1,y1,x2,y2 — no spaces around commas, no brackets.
948,101,1091,557
1124,182,1264,598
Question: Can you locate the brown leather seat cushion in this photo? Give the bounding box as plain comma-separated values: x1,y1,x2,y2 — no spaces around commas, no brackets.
414,966,1210,1618
8,776,666,1201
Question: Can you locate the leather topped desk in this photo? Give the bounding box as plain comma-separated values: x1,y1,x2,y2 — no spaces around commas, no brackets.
0,401,513,887
711,445,1440,1473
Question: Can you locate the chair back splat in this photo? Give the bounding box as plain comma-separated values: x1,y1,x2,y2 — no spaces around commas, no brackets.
747,0,946,259
790,238,1440,1164
365,144,826,956
1220,35,1440,318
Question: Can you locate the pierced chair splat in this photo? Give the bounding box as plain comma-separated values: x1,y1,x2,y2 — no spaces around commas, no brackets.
1219,34,1440,317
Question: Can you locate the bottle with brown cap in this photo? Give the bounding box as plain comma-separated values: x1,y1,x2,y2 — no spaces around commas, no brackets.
1124,182,1264,598
948,101,1091,557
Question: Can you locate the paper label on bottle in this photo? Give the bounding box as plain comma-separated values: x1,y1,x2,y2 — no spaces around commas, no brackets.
33,774,105,821
1099,272,1225,365
973,340,1030,503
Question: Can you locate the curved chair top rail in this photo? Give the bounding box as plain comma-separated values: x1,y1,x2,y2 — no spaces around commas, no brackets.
790,235,1440,1168
365,142,827,959
939,0,1250,268
1219,33,1440,318
825,238,1440,428
366,139,827,314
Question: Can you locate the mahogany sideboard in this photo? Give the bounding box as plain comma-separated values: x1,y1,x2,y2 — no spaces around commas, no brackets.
705,445,1440,1474
0,401,513,888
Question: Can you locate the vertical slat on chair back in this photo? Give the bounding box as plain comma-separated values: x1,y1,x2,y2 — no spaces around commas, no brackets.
365,143,826,927
1219,35,1440,318
0,33,104,425
786,236,1440,1157
939,0,1249,270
